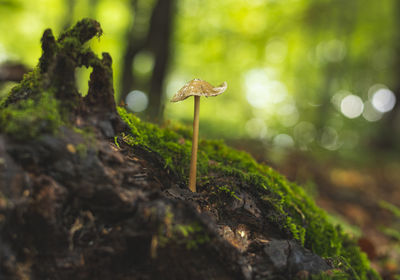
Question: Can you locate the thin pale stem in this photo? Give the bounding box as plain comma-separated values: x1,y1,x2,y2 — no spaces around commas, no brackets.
189,96,200,192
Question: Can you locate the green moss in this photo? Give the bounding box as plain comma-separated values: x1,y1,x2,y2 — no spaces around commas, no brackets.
311,270,351,280
1,18,104,109
0,68,43,108
0,18,108,144
0,91,64,140
214,185,241,201
58,18,102,45
120,111,192,177
151,205,210,252
75,143,88,157
159,221,211,250
114,135,121,148
72,127,96,144
117,107,380,279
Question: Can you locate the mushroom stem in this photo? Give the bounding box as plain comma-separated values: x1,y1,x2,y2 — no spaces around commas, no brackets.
189,95,200,192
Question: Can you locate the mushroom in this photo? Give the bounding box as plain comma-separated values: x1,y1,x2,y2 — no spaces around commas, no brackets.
171,79,227,192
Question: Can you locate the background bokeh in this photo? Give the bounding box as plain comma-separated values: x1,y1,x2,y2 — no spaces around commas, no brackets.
1,0,399,163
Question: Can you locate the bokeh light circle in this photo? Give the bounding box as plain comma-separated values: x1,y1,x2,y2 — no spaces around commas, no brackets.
340,95,364,119
126,90,149,112
371,88,396,113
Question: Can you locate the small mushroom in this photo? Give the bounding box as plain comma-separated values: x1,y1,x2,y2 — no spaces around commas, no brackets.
171,79,227,192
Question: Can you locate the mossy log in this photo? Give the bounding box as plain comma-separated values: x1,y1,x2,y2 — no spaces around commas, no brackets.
0,19,380,280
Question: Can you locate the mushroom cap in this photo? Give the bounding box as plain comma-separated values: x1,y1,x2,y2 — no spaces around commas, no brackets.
170,79,227,102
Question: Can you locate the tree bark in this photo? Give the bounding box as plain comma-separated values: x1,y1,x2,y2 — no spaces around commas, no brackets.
119,0,175,122
62,0,76,30
0,63,29,82
146,0,175,122
373,1,400,151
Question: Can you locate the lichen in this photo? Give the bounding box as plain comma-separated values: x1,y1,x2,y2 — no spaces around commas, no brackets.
117,106,380,279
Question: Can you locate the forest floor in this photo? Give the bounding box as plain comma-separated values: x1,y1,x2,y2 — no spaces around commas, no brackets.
229,139,400,279
282,153,400,279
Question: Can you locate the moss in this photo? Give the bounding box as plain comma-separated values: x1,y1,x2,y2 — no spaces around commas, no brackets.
0,18,111,144
0,68,43,108
113,135,121,148
175,223,211,250
39,29,57,73
310,270,351,280
72,127,96,145
1,18,105,109
213,185,241,201
117,107,380,279
159,221,211,250
58,18,102,45
120,112,192,177
0,91,64,140
75,143,88,157
150,205,210,254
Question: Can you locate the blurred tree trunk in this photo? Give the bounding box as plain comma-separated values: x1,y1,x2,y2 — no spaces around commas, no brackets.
311,1,356,135
146,0,174,122
62,0,76,30
373,1,400,151
119,0,175,122
88,0,98,18
63,0,99,30
0,63,29,82
119,0,148,106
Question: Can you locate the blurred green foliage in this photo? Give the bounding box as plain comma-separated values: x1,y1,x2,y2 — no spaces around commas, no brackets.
0,0,399,163
379,200,400,241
